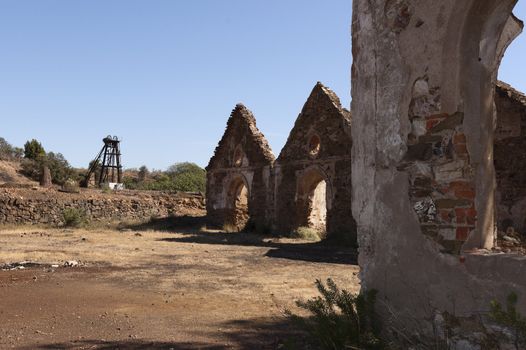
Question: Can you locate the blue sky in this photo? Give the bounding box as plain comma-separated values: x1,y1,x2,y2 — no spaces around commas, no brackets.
0,1,524,170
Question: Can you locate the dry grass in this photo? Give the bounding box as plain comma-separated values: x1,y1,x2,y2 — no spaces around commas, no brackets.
292,226,322,242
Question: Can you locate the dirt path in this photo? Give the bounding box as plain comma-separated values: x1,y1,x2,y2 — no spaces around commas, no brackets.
0,226,359,349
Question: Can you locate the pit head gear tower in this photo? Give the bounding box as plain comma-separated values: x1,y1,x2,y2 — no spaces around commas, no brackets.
81,136,123,188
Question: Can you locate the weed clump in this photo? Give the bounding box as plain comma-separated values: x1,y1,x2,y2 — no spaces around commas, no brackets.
490,292,526,349
291,226,321,241
286,278,384,350
62,208,88,228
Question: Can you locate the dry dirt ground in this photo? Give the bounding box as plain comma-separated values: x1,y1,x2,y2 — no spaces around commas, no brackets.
0,219,359,349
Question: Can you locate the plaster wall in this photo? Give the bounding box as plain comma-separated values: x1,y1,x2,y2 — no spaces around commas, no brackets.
352,0,526,345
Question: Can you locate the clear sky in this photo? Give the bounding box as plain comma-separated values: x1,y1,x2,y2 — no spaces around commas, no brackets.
0,1,524,170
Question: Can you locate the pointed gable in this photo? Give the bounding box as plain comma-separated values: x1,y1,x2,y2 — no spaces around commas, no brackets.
207,104,275,171
277,82,352,162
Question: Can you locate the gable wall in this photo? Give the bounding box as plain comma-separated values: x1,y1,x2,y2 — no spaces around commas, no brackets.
206,86,357,245
273,86,356,242
206,105,274,230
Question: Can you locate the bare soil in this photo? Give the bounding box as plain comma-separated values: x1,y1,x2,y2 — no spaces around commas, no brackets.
0,221,359,349
0,161,37,187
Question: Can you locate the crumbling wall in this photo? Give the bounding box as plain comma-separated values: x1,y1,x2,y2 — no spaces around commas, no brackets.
0,187,204,225
495,81,526,234
274,83,356,242
352,0,526,346
206,104,275,231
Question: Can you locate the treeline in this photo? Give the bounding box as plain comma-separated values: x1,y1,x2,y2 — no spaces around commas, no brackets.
1,136,206,192
1,137,77,185
123,162,206,193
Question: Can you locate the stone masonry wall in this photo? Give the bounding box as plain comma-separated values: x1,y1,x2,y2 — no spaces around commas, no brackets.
206,104,275,230
274,83,356,242
0,187,205,226
495,81,526,234
351,0,526,346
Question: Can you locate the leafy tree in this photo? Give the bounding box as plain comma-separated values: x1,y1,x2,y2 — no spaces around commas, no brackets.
166,162,206,192
0,137,19,160
126,162,206,192
45,152,75,185
24,139,46,160
21,150,74,186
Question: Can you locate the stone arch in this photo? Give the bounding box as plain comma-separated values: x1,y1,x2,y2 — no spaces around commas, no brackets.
450,0,521,249
224,174,250,231
295,166,332,235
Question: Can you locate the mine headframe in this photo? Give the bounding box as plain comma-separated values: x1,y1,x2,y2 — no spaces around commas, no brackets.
81,135,123,188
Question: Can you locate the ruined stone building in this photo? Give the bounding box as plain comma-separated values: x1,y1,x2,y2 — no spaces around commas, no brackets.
207,83,357,244
352,0,526,345
273,83,355,242
495,81,526,235
206,104,275,231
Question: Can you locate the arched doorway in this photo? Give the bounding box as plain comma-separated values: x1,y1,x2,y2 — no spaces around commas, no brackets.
224,175,250,232
296,168,329,236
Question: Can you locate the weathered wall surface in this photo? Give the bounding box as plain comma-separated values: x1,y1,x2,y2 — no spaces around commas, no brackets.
352,0,526,346
0,187,204,225
274,83,356,242
495,81,526,234
206,104,275,230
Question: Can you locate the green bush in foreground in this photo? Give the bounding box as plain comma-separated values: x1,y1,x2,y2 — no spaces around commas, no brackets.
62,208,88,228
286,279,384,350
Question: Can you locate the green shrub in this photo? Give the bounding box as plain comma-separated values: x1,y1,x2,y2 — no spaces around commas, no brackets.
490,292,526,349
291,226,321,241
62,208,88,227
121,162,206,193
24,139,46,160
286,279,384,350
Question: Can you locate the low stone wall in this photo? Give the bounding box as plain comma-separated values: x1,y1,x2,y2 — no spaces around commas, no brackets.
0,187,205,226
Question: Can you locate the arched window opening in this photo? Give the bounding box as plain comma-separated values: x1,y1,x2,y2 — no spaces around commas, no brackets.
225,177,249,232
233,147,244,167
308,179,327,233
308,134,321,158
296,169,329,237
494,4,526,250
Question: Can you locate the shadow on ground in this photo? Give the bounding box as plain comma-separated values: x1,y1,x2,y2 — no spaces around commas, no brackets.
24,317,307,350
124,215,357,265
122,215,209,234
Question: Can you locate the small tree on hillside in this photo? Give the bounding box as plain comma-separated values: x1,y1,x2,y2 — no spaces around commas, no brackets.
24,139,46,160
0,137,17,160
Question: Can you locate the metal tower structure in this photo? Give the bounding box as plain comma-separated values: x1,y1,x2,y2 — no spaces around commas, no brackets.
81,136,123,188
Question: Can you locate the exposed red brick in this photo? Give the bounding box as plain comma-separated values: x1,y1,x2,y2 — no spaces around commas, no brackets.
453,133,466,144
426,113,449,121
455,208,466,224
426,119,440,130
454,144,468,155
456,189,475,200
456,227,470,241
466,208,477,226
